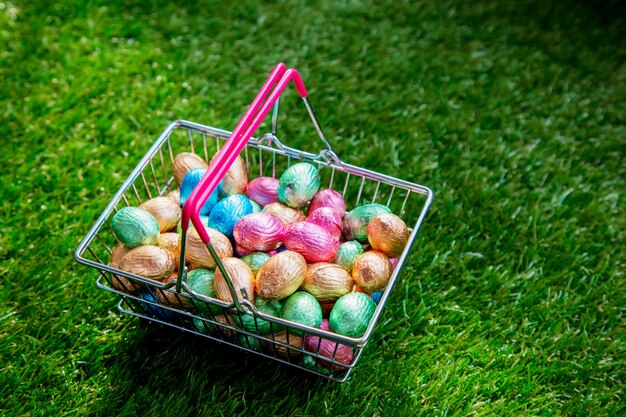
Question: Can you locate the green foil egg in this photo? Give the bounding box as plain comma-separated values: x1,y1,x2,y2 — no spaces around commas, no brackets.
186,268,220,313
281,291,323,336
329,292,377,338
177,215,209,234
249,200,262,213
240,298,283,335
238,334,262,351
241,252,271,275
111,207,160,248
343,204,392,242
333,241,365,273
278,162,321,208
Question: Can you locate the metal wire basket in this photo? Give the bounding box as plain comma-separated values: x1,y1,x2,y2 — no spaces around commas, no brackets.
75,63,433,382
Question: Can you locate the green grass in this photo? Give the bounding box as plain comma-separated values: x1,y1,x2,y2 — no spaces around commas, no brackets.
1,0,625,415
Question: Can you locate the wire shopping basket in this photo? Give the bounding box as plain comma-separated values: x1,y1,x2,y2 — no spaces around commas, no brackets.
75,63,433,382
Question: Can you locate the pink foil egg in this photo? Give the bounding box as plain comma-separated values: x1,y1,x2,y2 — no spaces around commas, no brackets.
390,258,398,269
308,189,346,218
235,243,255,257
246,176,280,207
304,319,353,370
306,207,343,241
233,212,285,252
283,222,339,263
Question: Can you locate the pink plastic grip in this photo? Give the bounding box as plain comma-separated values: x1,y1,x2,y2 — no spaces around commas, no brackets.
182,64,309,243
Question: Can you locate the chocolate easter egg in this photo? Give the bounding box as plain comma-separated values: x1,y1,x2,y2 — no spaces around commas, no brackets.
139,196,181,232
111,207,160,248
214,155,248,197
256,250,307,300
119,245,175,280
343,204,392,242
182,225,233,269
241,252,271,275
156,273,191,310
262,202,306,226
281,291,323,336
283,222,339,263
177,214,209,234
235,243,254,257
266,330,303,358
180,168,219,215
367,213,409,258
139,290,175,321
208,194,253,237
333,241,364,273
186,268,221,314
371,291,383,304
352,251,393,293
166,189,181,206
246,176,279,206
238,334,262,351
233,212,284,252
250,200,262,213
240,298,282,335
302,263,353,303
304,319,353,370
329,292,376,338
213,257,255,304
309,189,346,218
172,152,208,186
306,207,343,240
211,314,238,337
278,162,321,208
157,232,180,270
109,244,140,292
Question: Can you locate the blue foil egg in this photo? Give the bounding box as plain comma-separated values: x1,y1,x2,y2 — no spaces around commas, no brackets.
371,291,383,304
180,168,219,215
139,290,175,321
208,194,253,237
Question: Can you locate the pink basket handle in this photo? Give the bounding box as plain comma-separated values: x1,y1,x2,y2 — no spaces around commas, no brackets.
181,63,309,243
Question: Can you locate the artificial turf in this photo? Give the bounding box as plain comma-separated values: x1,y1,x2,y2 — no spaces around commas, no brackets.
1,0,625,415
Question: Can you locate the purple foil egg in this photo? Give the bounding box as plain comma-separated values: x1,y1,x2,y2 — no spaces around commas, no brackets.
308,189,346,218
283,222,339,263
306,207,343,241
233,212,285,252
304,319,353,370
246,176,280,207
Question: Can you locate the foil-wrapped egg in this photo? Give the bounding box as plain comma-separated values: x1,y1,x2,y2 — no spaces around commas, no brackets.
213,154,248,197
367,213,409,258
180,168,219,215
238,334,262,351
166,189,180,206
343,203,392,242
302,263,353,303
278,162,321,208
172,152,208,186
329,292,377,338
156,272,191,310
306,207,343,240
308,189,346,218
281,291,323,336
262,202,306,226
208,194,253,237
351,251,393,293
304,319,353,370
177,215,209,234
390,258,398,269
233,212,284,252
211,314,239,338
139,290,176,321
186,268,221,314
109,244,141,292
371,291,383,304
265,330,303,358
119,245,175,280
246,176,280,206
239,298,282,335
332,241,364,273
139,196,181,232
255,250,307,300
235,243,254,257
182,225,233,269
111,207,160,248
213,257,255,304
241,252,271,275
283,222,339,263
250,200,262,213
157,232,180,270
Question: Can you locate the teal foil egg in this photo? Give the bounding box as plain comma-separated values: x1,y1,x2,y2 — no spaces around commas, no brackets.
180,168,219,215
241,252,271,275
329,292,377,338
343,203,392,242
281,291,323,336
111,207,160,248
249,200,262,213
240,298,283,335
278,162,321,208
186,268,220,314
333,241,364,273
208,194,253,237
177,215,209,234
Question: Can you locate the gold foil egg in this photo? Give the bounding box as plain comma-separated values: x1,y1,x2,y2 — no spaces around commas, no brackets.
157,232,180,270
302,263,353,303
182,225,233,269
172,152,208,186
351,251,393,293
367,213,409,258
109,244,141,292
262,202,306,226
119,245,175,280
156,272,192,310
139,197,181,232
166,189,181,206
255,251,307,300
265,330,303,358
213,257,256,304
213,154,248,197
